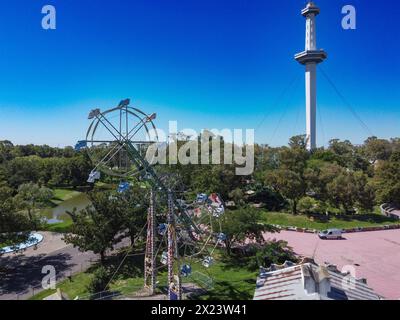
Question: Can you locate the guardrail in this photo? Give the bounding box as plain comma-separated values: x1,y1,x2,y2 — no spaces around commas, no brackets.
76,284,143,300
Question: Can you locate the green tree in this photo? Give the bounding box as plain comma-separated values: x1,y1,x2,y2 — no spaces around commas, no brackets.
279,137,309,174
353,171,375,212
67,154,92,187
297,196,326,214
326,172,357,213
228,188,245,206
247,240,298,271
362,136,392,163
5,156,43,187
304,161,344,202
64,191,125,264
0,140,14,163
14,182,53,221
0,186,34,249
328,139,370,172
220,206,277,255
374,151,400,206
263,136,309,214
87,266,110,295
326,170,374,213
117,184,148,246
266,169,305,214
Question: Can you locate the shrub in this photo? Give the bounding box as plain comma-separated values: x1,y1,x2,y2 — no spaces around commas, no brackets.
298,196,327,214
86,266,110,295
247,240,298,271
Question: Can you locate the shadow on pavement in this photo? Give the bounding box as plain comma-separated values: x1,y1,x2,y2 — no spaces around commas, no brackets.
0,252,75,297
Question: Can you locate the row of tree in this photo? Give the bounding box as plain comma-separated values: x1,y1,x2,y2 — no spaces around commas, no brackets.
157,135,400,215
0,141,92,189
260,136,400,214
0,140,75,162
2,135,400,253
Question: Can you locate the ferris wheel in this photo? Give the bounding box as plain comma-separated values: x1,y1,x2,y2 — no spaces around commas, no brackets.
75,99,226,300
81,98,158,180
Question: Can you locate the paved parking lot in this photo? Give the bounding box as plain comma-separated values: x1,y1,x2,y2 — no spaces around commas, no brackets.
263,229,400,299
0,232,97,300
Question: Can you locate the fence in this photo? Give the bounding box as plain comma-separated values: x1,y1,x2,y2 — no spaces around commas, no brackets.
76,284,144,300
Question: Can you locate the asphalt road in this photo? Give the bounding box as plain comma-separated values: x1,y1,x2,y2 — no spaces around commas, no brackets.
0,239,97,300
0,231,134,300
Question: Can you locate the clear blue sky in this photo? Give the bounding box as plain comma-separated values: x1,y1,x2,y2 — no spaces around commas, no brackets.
0,0,399,147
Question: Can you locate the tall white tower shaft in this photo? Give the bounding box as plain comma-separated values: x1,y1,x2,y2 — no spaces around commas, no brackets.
305,63,317,150
295,2,327,151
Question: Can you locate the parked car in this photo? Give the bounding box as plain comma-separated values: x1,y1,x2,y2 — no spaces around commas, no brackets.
318,229,343,239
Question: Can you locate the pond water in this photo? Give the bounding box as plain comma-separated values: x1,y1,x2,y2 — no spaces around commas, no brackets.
41,193,92,224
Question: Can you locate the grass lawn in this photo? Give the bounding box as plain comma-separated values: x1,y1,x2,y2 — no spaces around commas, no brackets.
193,256,256,300
29,272,94,300
29,250,257,300
29,272,144,300
260,210,399,231
42,220,73,233
51,188,82,205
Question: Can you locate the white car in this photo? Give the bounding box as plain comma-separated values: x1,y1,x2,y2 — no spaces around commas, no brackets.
318,229,343,240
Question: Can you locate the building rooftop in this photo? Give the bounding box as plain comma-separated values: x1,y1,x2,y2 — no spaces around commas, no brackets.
43,288,69,300
253,259,382,300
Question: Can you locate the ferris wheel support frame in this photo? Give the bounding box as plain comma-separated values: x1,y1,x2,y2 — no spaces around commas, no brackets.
167,192,182,300
144,189,156,295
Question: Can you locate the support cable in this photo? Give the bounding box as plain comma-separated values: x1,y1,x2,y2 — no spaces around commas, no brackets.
318,102,326,147
255,73,301,132
102,222,148,291
319,66,374,137
270,75,301,144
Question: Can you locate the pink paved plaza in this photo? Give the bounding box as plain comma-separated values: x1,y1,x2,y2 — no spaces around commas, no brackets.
263,229,400,299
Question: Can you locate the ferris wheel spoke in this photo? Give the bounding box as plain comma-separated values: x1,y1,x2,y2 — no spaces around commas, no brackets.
192,212,211,228
208,241,218,256
100,112,124,139
95,113,123,142
86,140,121,144
92,141,126,171
123,168,143,178
194,237,212,258
125,114,148,138
91,122,153,175
197,211,211,224
127,120,148,142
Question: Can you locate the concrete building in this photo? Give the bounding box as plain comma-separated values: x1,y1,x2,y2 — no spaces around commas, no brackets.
253,260,382,300
295,2,327,151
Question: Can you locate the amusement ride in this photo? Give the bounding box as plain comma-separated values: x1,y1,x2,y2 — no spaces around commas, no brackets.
75,99,225,300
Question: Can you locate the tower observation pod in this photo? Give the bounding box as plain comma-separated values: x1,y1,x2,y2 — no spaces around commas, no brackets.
294,2,327,151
